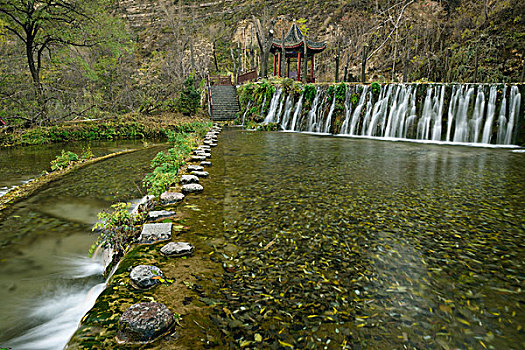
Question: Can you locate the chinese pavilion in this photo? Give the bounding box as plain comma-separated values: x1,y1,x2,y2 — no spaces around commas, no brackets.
270,22,326,82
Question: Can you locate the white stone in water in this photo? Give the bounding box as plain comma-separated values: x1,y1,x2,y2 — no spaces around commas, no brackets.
209,143,217,147
147,210,175,220
130,265,164,289
180,175,199,184
191,155,206,162
191,171,209,178
117,302,174,343
160,191,185,205
199,145,211,150
181,183,203,194
160,242,194,257
187,165,204,171
203,140,212,145
139,223,172,243
200,161,212,167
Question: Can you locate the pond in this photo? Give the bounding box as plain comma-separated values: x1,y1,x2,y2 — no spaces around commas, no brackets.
209,129,524,349
0,143,166,349
0,140,148,197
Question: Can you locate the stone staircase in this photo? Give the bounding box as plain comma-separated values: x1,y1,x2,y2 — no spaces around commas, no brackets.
209,85,239,121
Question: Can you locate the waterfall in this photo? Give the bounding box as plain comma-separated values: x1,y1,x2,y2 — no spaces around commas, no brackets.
496,86,508,144
307,88,322,132
417,87,434,140
504,85,521,145
263,88,282,124
260,95,267,118
470,86,486,143
290,95,303,131
323,90,337,133
481,86,497,144
266,82,521,146
446,86,459,142
349,86,369,136
367,85,390,137
339,87,352,134
280,95,294,130
361,92,374,136
241,101,252,126
453,86,475,143
432,85,445,141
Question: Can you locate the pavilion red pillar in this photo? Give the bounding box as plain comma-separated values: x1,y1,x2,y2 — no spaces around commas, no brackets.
286,58,290,78
277,52,282,77
273,54,277,76
297,52,301,81
310,56,314,82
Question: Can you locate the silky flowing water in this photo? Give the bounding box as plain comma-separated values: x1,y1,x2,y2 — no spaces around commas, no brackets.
0,144,165,349
208,129,524,349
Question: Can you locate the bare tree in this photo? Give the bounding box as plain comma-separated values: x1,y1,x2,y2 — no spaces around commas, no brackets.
252,15,275,78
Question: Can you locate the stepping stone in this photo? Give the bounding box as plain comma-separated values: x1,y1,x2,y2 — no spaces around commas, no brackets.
191,171,209,178
181,184,203,194
138,223,172,243
209,143,217,147
203,140,212,145
187,165,204,172
198,145,211,150
180,175,199,184
191,155,206,162
130,265,164,290
160,192,184,205
160,242,194,257
200,161,212,167
147,210,175,220
117,302,174,343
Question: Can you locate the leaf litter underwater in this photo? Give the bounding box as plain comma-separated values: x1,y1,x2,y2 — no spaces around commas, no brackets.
203,130,524,350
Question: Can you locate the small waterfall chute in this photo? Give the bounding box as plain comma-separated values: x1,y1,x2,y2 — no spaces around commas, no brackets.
323,90,337,133
481,85,497,144
290,95,304,131
263,88,282,124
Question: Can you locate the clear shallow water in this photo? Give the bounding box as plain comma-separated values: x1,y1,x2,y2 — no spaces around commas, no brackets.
0,145,165,349
0,140,147,196
213,129,525,349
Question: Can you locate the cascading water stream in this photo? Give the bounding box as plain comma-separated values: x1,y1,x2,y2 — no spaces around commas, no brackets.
247,83,522,146
280,95,294,130
323,90,337,133
241,101,252,126
481,86,497,144
263,88,282,124
290,95,303,131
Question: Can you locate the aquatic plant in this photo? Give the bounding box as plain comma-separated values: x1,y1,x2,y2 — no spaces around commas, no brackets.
50,150,79,171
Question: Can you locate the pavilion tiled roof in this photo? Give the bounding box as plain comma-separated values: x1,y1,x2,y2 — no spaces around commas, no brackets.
271,23,326,53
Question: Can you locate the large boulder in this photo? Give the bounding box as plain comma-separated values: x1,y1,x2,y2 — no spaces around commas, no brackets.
138,223,172,244
130,265,164,290
117,302,174,343
160,192,184,205
160,242,194,257
181,184,203,194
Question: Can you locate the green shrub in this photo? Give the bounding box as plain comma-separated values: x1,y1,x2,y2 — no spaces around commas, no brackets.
371,82,381,97
303,84,316,102
50,150,79,171
89,203,144,256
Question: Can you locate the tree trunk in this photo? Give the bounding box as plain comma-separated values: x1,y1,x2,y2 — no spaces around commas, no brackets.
343,52,350,82
280,29,285,78
335,42,340,83
473,44,479,83
361,45,368,83
231,47,237,85
213,41,219,71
